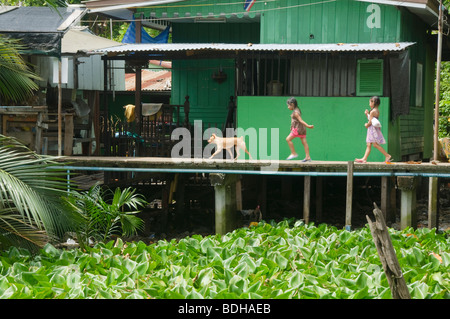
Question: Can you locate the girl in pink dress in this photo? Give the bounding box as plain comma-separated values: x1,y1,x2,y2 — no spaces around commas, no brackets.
286,97,314,161
355,96,392,163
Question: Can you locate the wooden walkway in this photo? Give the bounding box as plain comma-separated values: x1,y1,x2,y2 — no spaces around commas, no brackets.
58,156,450,176
57,156,450,233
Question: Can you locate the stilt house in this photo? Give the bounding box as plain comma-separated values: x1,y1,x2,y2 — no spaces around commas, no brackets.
88,0,450,162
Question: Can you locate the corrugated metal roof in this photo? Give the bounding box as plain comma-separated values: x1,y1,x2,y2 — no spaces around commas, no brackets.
0,6,84,33
62,29,123,54
125,70,171,91
96,42,416,54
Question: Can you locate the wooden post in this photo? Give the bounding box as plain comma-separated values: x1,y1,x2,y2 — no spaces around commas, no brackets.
35,112,44,154
428,177,439,229
64,114,74,156
58,60,62,156
389,176,397,224
303,176,311,224
184,95,190,128
366,203,411,299
258,176,267,218
397,176,417,229
210,173,240,235
236,180,242,211
160,177,171,234
174,174,186,230
134,16,143,155
381,176,389,221
315,176,323,222
345,161,354,230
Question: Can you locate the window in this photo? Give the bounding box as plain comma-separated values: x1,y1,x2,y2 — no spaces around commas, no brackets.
356,59,383,96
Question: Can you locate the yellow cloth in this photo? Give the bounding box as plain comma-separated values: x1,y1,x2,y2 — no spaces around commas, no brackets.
123,104,135,123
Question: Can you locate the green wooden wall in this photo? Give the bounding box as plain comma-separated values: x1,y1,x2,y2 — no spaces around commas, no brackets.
172,58,235,125
170,23,259,126
237,96,391,162
260,0,402,43
139,0,406,44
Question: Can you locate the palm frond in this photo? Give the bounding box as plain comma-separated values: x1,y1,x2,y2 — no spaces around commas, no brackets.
0,135,75,249
0,209,49,252
0,35,40,103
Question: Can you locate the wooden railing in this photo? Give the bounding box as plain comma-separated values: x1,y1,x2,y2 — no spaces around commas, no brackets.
102,96,238,159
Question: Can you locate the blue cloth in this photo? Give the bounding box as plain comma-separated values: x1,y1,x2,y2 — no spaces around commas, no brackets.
244,0,256,11
122,21,170,44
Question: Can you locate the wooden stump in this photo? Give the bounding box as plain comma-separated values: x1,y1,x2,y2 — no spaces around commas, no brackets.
366,203,411,299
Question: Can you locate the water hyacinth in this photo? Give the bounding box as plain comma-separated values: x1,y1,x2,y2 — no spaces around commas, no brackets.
0,219,449,299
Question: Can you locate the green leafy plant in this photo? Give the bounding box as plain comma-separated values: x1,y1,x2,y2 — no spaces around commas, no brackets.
63,185,147,247
0,219,448,299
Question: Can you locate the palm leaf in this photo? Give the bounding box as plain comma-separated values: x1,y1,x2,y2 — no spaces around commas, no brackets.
0,35,40,103
0,135,75,250
0,208,49,251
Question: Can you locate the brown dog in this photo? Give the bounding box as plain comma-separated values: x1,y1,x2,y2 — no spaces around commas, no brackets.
207,133,253,160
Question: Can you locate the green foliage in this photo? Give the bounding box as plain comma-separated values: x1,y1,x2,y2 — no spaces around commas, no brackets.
62,185,147,248
0,220,448,299
439,62,450,138
0,135,74,252
0,36,40,104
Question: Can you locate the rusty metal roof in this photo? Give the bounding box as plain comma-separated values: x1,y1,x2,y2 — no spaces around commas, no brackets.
96,42,416,55
125,69,171,91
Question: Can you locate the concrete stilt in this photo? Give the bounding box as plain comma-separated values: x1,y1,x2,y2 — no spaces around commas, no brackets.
210,173,240,235
397,176,417,229
345,161,354,231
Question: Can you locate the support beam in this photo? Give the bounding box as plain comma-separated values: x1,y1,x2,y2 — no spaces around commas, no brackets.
389,177,397,224
345,161,354,230
64,114,74,156
381,176,389,222
303,176,311,224
397,176,418,229
315,177,323,222
236,180,242,211
210,173,241,235
58,60,62,156
428,177,439,229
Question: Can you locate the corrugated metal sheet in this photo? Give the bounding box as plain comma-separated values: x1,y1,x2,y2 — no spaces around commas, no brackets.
62,28,123,54
0,6,84,32
96,42,415,54
125,70,171,91
125,60,171,91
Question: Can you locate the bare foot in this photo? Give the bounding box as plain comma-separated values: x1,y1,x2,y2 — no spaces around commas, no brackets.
355,158,367,163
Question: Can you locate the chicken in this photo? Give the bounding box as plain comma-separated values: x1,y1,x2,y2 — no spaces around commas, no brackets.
238,205,262,225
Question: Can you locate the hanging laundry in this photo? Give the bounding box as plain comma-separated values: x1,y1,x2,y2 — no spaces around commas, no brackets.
122,21,170,44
